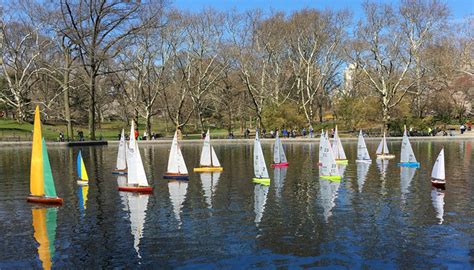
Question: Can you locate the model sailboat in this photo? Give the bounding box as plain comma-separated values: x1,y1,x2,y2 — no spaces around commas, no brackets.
376,132,395,159
253,130,270,185
27,106,63,205
112,129,127,174
320,131,341,181
32,207,58,270
318,130,325,166
271,132,289,167
356,130,371,163
431,148,445,188
331,126,348,164
76,150,89,185
164,131,189,180
399,126,420,167
194,130,223,172
118,121,153,193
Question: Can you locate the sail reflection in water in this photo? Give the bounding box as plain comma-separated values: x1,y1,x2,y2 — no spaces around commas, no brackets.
200,172,221,208
77,185,89,212
168,180,188,227
118,175,150,259
376,159,389,178
273,167,287,199
356,162,370,193
319,179,340,223
431,188,445,224
32,208,57,270
400,167,417,203
254,184,269,225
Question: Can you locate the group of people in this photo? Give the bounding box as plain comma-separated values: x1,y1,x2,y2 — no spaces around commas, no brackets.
243,127,316,139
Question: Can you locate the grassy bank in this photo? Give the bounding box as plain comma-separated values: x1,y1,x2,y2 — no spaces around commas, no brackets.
0,119,234,141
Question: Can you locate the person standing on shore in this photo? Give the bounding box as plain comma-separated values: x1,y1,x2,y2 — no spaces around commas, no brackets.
460,124,466,134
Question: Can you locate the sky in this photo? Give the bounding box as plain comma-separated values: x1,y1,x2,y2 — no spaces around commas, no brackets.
173,0,474,21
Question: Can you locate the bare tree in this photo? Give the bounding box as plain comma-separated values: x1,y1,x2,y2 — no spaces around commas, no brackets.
351,2,414,132
400,0,449,118
60,0,155,139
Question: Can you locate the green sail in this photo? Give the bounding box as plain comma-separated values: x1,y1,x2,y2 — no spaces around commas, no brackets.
42,138,57,197
46,207,57,258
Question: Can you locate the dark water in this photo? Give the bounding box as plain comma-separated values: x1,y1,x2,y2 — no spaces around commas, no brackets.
0,139,473,269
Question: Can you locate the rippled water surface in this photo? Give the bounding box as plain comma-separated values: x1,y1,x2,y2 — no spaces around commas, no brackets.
0,139,473,269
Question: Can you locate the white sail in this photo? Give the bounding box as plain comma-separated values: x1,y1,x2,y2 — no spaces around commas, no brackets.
116,129,127,170
331,126,347,160
273,133,287,164
319,178,340,223
356,162,370,192
400,128,417,163
357,130,371,161
127,193,149,259
320,132,340,177
127,121,148,186
200,172,221,208
199,130,212,166
376,133,390,155
168,180,188,226
431,188,445,224
254,183,269,225
318,130,325,164
167,131,188,174
210,146,221,167
431,149,445,180
253,132,269,178
273,167,287,199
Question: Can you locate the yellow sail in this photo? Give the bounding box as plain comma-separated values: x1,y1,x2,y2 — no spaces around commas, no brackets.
32,208,52,270
30,106,44,196
81,157,89,181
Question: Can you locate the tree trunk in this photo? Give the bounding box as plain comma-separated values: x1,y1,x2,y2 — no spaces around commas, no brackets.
88,72,96,140
146,111,152,141
63,67,73,140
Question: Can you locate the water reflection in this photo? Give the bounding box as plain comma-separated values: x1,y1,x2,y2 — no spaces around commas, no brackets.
273,167,287,199
254,184,269,226
376,159,389,178
117,175,150,259
200,172,221,208
356,162,370,193
400,167,417,203
77,185,89,212
431,187,445,224
338,164,347,178
32,207,57,270
318,179,340,223
168,180,188,228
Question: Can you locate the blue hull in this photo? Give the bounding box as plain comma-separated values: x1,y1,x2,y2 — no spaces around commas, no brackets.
398,162,420,168
112,171,128,175
163,175,189,180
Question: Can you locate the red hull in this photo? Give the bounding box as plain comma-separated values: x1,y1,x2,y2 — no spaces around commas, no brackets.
118,186,153,193
27,195,63,205
271,162,289,168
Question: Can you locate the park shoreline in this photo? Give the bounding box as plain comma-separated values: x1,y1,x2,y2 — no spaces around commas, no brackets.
1,135,473,147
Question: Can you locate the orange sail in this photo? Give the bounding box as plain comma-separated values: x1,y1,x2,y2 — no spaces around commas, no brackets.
30,106,44,196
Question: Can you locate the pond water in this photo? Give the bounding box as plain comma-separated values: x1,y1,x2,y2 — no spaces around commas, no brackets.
0,139,473,269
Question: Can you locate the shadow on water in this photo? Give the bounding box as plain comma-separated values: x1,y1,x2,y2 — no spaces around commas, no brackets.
0,139,473,268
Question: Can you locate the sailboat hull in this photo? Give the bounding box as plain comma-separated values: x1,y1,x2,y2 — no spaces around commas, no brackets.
271,162,289,168
398,162,420,168
193,167,223,172
118,185,153,193
377,154,395,159
335,159,349,164
163,173,189,180
320,175,342,181
27,195,63,205
431,179,446,189
356,159,372,164
77,180,88,186
112,169,128,175
252,178,270,186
